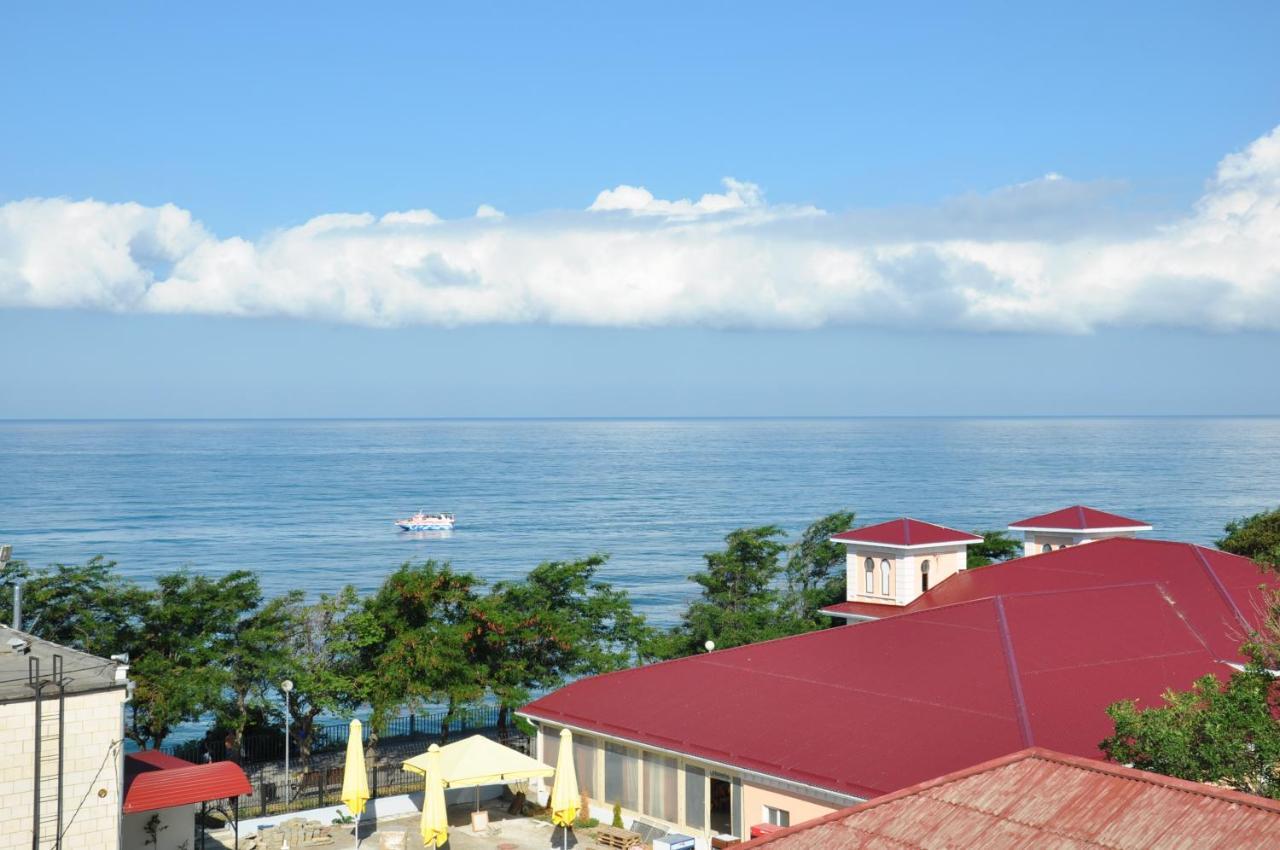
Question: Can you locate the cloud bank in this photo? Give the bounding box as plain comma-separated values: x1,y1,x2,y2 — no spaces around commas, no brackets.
3,127,1280,332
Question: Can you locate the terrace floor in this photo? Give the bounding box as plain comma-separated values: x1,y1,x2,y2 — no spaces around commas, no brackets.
208,800,604,850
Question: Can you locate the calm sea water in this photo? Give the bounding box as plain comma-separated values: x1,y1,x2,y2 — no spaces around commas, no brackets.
2,418,1278,625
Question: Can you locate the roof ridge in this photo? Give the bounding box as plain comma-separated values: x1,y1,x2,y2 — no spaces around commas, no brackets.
1187,543,1252,634
902,517,911,545
993,596,1035,747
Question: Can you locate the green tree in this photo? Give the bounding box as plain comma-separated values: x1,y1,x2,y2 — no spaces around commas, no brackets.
1101,667,1280,798
784,511,856,622
1217,507,1280,571
967,531,1023,568
279,586,364,767
358,561,487,743
0,556,147,657
216,589,304,757
481,555,652,727
128,569,265,749
664,526,795,657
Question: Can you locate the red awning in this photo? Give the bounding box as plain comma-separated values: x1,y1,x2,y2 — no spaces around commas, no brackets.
123,753,253,814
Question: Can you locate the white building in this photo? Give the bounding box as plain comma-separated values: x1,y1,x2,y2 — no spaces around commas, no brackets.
0,625,130,850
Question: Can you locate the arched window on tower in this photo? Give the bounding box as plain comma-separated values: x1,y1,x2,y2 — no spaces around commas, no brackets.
881,559,891,595
864,558,874,594
1041,543,1052,554
921,560,931,593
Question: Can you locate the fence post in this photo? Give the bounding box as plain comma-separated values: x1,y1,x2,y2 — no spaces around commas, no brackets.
409,713,416,738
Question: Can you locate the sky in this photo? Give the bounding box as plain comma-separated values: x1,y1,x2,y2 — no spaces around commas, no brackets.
3,2,1280,417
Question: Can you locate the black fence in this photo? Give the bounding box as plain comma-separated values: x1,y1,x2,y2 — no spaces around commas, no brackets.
162,706,532,819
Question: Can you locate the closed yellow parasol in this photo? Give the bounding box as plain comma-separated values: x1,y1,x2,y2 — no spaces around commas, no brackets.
549,727,579,848
340,719,370,826
420,743,449,848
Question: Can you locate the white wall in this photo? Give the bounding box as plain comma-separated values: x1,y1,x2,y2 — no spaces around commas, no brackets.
0,687,127,850
123,806,193,850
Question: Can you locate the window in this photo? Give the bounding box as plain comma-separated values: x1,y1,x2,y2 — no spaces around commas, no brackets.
764,806,790,827
864,558,874,593
684,764,706,830
881,559,891,595
605,743,640,811
541,728,559,770
642,752,678,822
1041,543,1052,554
921,560,931,593
574,736,597,799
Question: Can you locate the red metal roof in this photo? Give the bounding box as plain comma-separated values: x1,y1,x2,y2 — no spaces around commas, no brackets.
1009,505,1151,531
522,579,1235,799
904,537,1271,662
830,518,982,548
123,753,252,813
817,600,903,620
738,747,1280,849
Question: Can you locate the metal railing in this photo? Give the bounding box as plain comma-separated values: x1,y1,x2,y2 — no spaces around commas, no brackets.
162,706,531,819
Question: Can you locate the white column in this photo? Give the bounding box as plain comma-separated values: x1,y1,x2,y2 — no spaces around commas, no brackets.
896,554,916,604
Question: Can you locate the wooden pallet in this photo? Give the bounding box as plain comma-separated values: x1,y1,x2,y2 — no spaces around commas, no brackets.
594,825,643,848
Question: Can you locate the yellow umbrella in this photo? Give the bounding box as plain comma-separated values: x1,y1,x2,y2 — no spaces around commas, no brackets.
420,744,449,848
340,719,370,837
549,728,579,849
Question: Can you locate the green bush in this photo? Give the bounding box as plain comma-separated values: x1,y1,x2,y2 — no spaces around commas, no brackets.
611,802,623,829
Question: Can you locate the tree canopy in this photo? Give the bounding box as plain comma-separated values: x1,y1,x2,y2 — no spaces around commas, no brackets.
1217,507,1280,571
966,530,1022,568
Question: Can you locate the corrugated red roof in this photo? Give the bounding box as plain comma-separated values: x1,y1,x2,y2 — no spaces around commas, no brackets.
830,518,983,548
123,754,252,813
818,601,902,620
522,579,1234,799
904,537,1269,662
737,747,1280,849
1009,505,1151,531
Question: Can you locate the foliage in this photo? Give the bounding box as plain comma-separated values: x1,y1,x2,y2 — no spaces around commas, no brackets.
357,561,487,741
280,586,364,764
784,511,856,622
0,556,147,656
1101,666,1280,798
966,530,1023,568
128,569,266,749
217,589,304,751
480,555,653,724
611,802,623,829
1217,507,1280,571
660,526,797,657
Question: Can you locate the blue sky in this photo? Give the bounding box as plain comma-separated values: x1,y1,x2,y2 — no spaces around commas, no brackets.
3,2,1280,416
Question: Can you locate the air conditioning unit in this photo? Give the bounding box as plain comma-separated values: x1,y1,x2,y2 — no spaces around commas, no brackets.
652,835,696,850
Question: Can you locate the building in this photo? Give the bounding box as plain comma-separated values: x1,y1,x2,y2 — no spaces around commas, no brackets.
0,625,130,850
821,518,982,622
737,747,1280,848
1008,505,1152,556
520,520,1276,846
122,751,252,850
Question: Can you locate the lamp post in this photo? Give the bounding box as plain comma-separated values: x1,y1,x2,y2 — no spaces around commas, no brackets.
281,679,294,807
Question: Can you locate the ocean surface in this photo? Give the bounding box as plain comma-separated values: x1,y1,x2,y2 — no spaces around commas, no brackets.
2,418,1279,626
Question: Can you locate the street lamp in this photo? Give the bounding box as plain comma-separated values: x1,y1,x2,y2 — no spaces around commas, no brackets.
281,679,294,807
704,640,715,652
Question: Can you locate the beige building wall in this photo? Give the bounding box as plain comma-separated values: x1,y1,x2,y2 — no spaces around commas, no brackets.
741,781,837,830
122,805,193,850
844,544,969,607
0,688,126,850
1021,529,1140,557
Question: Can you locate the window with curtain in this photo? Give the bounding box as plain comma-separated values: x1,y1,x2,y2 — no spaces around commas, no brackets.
574,736,597,799
541,728,559,769
684,764,705,830
863,557,874,593
642,752,678,822
605,742,640,810
881,559,891,595
764,806,790,827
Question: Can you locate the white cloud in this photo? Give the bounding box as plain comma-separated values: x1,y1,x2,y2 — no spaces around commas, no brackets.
2,126,1280,332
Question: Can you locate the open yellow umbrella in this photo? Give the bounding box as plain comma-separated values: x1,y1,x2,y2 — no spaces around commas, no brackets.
340,719,370,841
420,744,449,848
549,729,579,850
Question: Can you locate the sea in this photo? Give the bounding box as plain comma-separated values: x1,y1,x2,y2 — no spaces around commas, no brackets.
3,418,1278,626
